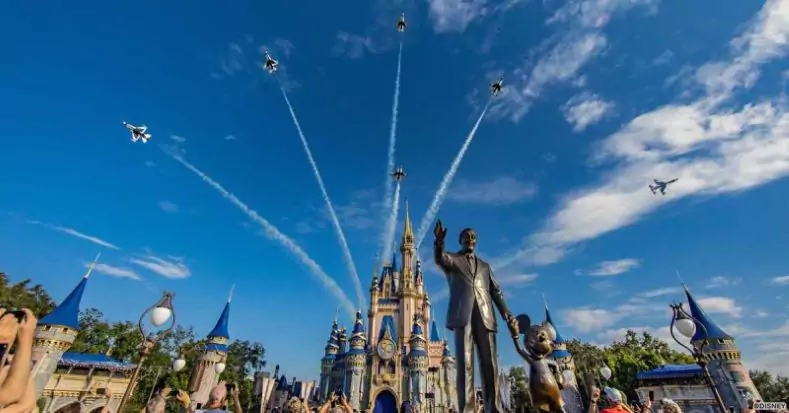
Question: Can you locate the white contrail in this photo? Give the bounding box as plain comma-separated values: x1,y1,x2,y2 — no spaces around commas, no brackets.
163,147,356,319
415,101,491,249
382,181,402,262
380,41,404,261
279,87,366,311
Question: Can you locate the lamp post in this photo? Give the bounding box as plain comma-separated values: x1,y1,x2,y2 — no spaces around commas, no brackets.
669,302,728,413
117,291,177,412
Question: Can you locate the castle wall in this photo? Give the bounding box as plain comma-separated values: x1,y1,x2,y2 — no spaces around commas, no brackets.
188,348,227,406
32,326,78,395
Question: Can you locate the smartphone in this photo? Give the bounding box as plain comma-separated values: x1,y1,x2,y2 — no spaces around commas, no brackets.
226,383,236,392
96,388,107,395
2,310,26,323
649,391,654,402
170,389,180,397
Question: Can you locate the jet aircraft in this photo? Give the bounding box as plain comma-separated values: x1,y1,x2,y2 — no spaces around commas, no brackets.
396,13,407,32
263,50,278,73
122,121,151,143
391,166,406,182
490,77,504,96
649,178,678,195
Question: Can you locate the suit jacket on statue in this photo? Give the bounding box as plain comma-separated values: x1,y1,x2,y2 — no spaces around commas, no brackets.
434,247,510,331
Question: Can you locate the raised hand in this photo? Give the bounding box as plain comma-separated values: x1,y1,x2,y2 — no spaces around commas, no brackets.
433,219,448,243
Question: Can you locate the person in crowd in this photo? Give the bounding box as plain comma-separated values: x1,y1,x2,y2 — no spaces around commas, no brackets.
195,382,242,413
0,309,36,409
658,399,682,413
317,392,352,413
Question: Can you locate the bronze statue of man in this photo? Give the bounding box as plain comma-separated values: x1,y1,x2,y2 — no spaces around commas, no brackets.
433,220,519,413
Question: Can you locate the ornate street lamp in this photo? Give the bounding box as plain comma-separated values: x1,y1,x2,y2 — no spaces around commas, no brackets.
669,302,728,413
117,291,177,412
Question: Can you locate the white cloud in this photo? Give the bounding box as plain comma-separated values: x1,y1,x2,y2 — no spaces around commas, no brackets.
753,310,769,318
426,0,488,33
332,32,378,59
89,262,141,281
639,286,682,298
145,161,157,168
158,200,180,214
562,92,614,132
130,255,191,279
170,135,186,143
772,275,789,285
696,296,742,318
705,276,742,288
224,135,237,141
501,273,539,286
491,0,658,121
494,0,789,268
577,258,640,276
25,219,120,250
561,296,669,333
447,177,537,205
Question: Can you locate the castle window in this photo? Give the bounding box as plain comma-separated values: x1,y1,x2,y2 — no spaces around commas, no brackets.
718,339,725,344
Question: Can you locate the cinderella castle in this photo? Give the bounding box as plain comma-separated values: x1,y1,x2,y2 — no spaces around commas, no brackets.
318,204,459,413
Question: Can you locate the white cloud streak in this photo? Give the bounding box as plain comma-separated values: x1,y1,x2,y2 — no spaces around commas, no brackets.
90,262,141,281
130,255,191,279
447,177,538,205
25,219,120,250
162,147,356,318
562,92,614,132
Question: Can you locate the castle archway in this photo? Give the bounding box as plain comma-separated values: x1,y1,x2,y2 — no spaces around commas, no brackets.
373,389,397,413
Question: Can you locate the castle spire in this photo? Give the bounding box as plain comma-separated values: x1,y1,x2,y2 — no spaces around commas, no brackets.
207,288,232,339
683,284,732,342
402,199,414,245
39,255,99,329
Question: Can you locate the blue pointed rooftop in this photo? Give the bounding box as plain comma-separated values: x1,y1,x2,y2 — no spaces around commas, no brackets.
207,301,231,339
544,306,565,344
684,286,732,342
352,311,365,335
40,276,89,329
430,321,441,342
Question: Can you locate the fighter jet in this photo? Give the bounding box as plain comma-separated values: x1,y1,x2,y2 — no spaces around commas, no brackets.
391,166,406,182
122,121,151,143
649,178,678,195
396,13,407,32
490,77,504,96
263,50,278,74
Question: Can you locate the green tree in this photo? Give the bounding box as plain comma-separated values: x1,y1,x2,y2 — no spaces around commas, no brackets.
0,273,55,316
750,370,789,405
509,366,538,413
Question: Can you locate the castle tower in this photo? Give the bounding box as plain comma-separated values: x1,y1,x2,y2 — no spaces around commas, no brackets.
684,285,762,409
440,342,458,411
338,326,349,355
400,201,415,292
408,315,428,410
347,310,368,410
31,255,99,395
319,318,340,400
188,289,233,405
414,256,424,295
543,296,583,413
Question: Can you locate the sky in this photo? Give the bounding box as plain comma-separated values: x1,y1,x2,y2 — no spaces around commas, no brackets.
1,0,788,381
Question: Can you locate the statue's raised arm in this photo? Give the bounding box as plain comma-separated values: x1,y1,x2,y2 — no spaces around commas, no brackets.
433,219,453,272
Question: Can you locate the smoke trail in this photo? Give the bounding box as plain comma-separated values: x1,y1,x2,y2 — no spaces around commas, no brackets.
279,87,366,311
380,41,404,261
415,101,491,249
382,181,402,261
162,147,356,319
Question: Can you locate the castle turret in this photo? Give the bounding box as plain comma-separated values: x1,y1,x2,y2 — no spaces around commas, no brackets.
408,315,428,410
346,310,368,410
338,326,349,354
319,318,340,400
32,254,99,394
414,255,424,294
189,288,233,406
683,285,762,409
440,341,458,411
544,296,583,413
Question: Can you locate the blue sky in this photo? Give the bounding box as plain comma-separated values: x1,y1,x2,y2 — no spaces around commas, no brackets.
2,0,788,380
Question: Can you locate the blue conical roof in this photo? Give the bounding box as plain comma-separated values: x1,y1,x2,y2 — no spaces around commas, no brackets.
430,321,441,341
684,285,732,342
40,276,90,329
544,305,565,344
207,301,231,339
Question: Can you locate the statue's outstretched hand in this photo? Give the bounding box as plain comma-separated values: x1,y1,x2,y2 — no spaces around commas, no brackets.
506,313,519,338
433,219,448,243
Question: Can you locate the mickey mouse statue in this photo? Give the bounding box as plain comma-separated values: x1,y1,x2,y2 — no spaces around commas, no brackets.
512,314,567,413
